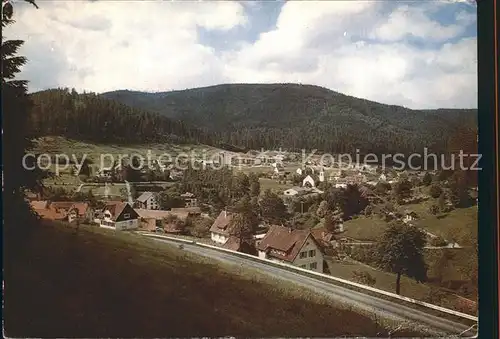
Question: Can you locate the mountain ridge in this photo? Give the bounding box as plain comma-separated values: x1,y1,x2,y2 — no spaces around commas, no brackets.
101,83,477,155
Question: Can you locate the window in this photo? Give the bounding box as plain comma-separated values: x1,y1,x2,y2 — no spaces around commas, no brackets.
309,250,316,257
310,262,317,269
299,251,307,259
123,213,130,219
300,265,306,268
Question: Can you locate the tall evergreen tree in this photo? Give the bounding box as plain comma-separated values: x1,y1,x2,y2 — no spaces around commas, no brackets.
230,195,258,243
2,0,47,227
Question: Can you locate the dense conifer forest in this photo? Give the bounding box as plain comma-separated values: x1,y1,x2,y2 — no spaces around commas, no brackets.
29,84,477,156
28,88,212,145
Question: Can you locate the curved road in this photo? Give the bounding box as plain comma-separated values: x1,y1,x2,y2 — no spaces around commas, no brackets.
149,237,477,337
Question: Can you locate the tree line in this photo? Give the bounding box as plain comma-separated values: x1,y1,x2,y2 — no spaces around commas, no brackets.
28,88,214,145
28,87,478,161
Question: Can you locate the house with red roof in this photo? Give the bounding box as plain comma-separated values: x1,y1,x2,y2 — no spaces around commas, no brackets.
30,200,72,222
67,202,93,223
221,235,256,255
209,210,257,254
209,210,233,245
98,202,139,231
257,225,325,273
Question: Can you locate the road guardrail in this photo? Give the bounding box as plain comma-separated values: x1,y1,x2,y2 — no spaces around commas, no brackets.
141,232,478,322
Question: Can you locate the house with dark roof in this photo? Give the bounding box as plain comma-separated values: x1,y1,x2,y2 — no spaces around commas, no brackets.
135,192,159,210
98,202,139,231
256,225,325,273
209,210,233,244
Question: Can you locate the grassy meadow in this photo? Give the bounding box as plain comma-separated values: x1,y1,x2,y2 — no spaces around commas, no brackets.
4,221,427,337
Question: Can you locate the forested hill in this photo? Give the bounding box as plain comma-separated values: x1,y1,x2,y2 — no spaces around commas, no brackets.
102,84,477,155
28,89,214,145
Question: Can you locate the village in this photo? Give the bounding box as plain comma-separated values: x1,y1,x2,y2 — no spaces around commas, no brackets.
28,148,476,287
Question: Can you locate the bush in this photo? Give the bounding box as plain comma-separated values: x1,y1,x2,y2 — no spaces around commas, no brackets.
429,236,448,247
350,246,378,265
429,184,443,199
187,217,213,238
422,172,433,186
351,270,376,286
424,287,448,304
384,214,395,222
428,204,440,215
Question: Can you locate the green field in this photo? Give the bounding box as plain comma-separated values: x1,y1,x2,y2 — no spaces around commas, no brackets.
343,216,388,241
258,177,292,193
338,202,478,306
4,221,425,337
415,207,478,245
343,204,477,244
32,136,226,172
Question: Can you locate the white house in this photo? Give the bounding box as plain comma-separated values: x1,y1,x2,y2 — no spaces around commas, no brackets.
319,168,325,182
403,211,419,224
136,192,159,210
256,225,325,273
209,210,234,244
67,202,93,223
302,175,316,188
98,202,139,231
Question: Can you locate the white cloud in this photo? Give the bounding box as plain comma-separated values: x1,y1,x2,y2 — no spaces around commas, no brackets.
370,5,465,42
6,0,477,109
6,0,247,91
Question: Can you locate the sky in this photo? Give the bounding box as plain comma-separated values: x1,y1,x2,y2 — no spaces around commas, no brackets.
6,0,477,109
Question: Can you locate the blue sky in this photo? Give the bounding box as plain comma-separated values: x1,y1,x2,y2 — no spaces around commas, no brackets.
8,0,477,109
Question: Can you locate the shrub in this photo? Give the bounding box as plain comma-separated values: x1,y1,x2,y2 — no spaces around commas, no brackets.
429,204,440,215
422,172,433,186
429,184,443,199
188,217,213,238
350,246,378,265
384,213,395,222
351,270,376,286
429,236,448,247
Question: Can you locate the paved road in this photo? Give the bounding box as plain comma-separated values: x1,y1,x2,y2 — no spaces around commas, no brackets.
149,236,477,337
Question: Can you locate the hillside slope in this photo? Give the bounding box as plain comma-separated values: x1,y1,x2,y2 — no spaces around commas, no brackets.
102,84,477,155
4,221,418,337
29,89,213,145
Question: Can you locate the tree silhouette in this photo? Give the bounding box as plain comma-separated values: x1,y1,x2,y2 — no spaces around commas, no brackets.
376,222,427,295
3,0,48,227
259,189,288,224
230,195,258,243
339,184,368,220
